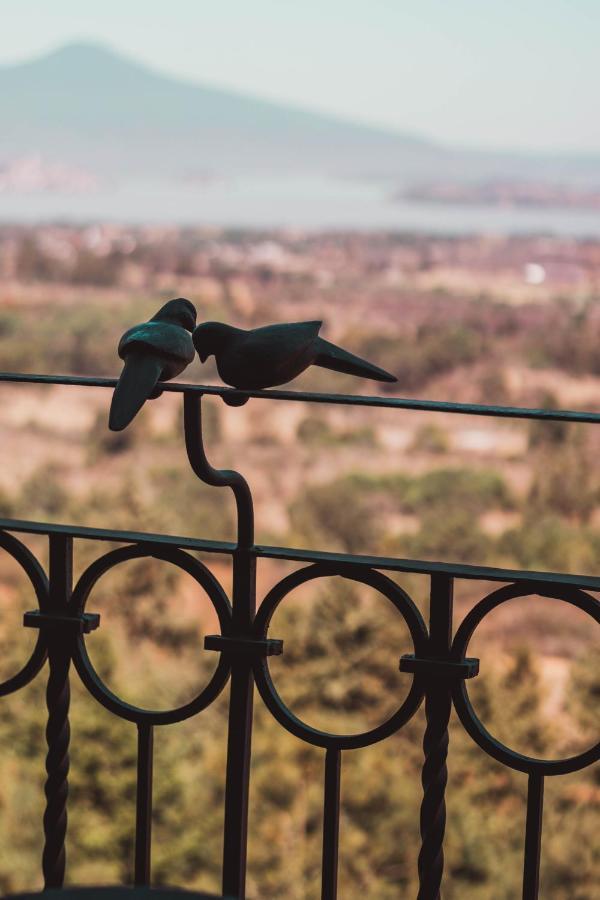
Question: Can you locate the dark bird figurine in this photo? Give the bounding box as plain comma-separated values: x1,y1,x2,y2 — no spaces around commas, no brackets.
109,298,197,431
193,320,397,390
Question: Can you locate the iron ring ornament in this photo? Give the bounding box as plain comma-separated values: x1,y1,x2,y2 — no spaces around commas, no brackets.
0,530,48,696
252,563,429,750
451,581,600,776
70,543,233,725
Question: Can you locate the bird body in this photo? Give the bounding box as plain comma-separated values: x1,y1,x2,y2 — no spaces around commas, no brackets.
117,321,195,373
109,298,196,431
193,320,396,389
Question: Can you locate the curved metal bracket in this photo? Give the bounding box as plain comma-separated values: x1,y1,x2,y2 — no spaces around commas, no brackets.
183,393,254,548
183,391,257,896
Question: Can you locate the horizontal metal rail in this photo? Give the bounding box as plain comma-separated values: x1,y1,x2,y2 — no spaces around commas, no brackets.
2,370,600,423
2,517,600,591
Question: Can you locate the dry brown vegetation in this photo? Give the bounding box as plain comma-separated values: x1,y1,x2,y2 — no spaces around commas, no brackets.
0,225,598,897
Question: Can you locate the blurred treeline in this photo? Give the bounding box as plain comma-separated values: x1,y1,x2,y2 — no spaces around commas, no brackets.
6,284,600,386
3,225,600,387
0,412,598,898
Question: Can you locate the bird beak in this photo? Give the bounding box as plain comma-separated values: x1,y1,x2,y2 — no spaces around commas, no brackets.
192,326,210,362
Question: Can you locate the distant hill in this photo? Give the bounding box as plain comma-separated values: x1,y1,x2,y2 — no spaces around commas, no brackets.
0,42,443,180
1,42,599,185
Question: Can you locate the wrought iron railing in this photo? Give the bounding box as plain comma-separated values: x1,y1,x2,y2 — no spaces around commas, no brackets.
0,372,599,900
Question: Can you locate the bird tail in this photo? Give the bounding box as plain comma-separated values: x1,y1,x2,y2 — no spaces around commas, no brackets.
108,352,164,431
313,337,397,383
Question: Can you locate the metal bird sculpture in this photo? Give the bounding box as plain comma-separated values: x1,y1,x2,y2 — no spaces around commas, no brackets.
192,320,397,389
109,298,197,431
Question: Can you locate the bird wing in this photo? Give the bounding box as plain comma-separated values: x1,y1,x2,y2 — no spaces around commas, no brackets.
239,321,323,371
109,350,164,431
313,336,397,383
226,320,323,384
243,321,322,356
118,322,195,366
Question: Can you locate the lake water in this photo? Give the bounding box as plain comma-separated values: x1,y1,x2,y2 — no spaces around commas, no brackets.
2,174,600,235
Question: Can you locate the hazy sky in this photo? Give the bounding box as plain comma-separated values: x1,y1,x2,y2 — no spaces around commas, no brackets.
2,0,599,153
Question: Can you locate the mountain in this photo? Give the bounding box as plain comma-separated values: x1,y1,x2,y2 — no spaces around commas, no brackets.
0,42,599,185
0,42,444,179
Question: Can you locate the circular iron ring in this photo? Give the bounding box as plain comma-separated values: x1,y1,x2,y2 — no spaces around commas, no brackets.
0,531,48,696
451,581,600,776
71,543,232,725
253,563,429,750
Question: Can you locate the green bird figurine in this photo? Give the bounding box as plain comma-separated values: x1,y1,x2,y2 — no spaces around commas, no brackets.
193,320,397,390
109,298,196,431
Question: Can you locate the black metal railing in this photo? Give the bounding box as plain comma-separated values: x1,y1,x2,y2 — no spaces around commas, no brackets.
0,372,599,900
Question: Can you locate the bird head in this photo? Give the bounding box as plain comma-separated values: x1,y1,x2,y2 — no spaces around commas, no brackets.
193,321,231,362
151,298,197,332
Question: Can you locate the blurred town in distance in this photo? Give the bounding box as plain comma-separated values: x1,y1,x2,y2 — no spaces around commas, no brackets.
2,222,600,300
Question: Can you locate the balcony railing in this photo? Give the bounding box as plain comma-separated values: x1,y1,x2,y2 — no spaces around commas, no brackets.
0,372,599,900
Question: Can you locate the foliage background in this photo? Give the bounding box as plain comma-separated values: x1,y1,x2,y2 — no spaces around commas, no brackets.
0,227,599,898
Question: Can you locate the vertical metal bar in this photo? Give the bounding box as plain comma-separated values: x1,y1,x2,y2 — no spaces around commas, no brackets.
42,533,73,889
134,723,154,886
321,748,341,900
183,393,257,899
522,772,544,900
221,548,256,900
416,573,453,900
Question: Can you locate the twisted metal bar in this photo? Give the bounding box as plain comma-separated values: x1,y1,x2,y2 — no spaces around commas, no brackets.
417,690,451,900
42,534,73,889
42,644,71,888
416,574,454,900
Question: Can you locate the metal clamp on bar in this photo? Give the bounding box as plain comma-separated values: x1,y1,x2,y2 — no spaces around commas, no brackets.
24,610,101,635
399,654,479,679
204,634,283,656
